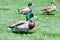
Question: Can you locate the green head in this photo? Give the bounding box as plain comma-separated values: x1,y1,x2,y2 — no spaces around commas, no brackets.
28,2,32,7
26,12,34,21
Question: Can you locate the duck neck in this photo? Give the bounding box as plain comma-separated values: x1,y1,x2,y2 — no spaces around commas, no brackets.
51,0,55,6
28,6,32,9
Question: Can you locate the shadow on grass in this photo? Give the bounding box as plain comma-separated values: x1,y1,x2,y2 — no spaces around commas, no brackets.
41,13,55,15
12,31,34,34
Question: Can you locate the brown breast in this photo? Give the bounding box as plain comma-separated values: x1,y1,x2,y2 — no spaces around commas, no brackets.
28,20,35,30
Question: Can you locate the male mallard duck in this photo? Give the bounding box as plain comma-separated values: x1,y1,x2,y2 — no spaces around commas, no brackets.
41,0,56,15
18,2,32,15
9,12,35,32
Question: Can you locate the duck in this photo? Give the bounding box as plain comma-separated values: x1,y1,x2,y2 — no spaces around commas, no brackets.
17,2,32,15
41,0,56,15
9,12,35,32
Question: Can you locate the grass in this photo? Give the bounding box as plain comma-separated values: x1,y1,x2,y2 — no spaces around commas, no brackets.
0,0,60,40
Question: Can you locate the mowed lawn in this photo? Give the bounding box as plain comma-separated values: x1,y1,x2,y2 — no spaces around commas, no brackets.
0,0,60,40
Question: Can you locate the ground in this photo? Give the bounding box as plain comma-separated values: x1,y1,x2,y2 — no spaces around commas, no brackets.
0,0,60,40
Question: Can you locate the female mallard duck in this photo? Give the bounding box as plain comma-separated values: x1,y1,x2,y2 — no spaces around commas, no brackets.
41,0,56,15
18,2,32,15
9,12,35,32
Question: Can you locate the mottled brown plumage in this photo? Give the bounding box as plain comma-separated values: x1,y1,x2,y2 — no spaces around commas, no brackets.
41,0,56,15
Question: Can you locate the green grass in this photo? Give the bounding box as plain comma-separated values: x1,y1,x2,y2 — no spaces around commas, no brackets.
0,0,60,40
